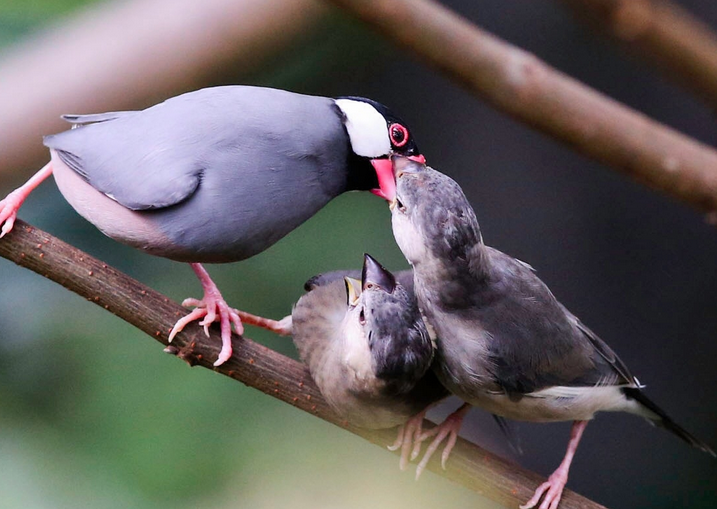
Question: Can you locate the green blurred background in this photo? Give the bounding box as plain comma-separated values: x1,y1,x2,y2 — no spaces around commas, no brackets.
0,1,715,508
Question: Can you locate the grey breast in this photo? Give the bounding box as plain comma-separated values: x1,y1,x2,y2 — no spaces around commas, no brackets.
44,86,351,263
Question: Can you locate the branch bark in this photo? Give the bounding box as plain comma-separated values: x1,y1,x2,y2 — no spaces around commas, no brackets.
561,0,717,110
323,0,717,218
0,219,607,509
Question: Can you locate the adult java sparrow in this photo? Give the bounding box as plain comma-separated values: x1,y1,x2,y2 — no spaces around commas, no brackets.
0,86,425,366
236,253,448,465
376,155,714,509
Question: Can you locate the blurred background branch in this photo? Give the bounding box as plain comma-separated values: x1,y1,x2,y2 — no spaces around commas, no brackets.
0,0,326,177
560,0,717,110
325,0,717,216
0,219,607,509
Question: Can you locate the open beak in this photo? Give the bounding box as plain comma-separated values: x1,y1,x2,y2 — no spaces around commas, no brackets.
370,154,425,203
344,277,361,307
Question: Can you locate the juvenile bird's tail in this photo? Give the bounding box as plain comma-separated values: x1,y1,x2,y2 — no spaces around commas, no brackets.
623,387,715,457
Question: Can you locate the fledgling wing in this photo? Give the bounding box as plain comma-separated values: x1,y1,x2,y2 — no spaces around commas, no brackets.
481,247,635,396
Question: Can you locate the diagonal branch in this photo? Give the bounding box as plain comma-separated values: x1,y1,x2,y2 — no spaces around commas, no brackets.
323,0,717,218
0,219,607,509
561,0,717,110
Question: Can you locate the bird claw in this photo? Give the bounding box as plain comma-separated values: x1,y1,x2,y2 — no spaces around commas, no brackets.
168,275,244,366
519,473,567,509
0,190,23,238
414,403,469,480
387,410,428,471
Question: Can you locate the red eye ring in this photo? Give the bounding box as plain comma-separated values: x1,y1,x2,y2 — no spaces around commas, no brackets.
389,123,409,148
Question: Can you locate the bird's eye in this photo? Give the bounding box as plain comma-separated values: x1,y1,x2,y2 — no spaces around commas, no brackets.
359,308,366,325
389,123,409,148
396,198,406,213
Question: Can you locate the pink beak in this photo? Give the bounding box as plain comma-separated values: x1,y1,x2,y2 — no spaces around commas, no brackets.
370,154,425,201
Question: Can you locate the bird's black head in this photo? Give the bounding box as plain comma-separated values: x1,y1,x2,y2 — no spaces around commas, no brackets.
344,254,434,395
334,97,425,192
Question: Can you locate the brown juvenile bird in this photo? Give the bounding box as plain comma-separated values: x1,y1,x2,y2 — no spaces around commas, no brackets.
238,253,448,464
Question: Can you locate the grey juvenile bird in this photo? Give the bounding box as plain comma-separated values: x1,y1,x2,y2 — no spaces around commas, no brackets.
378,155,714,509
236,253,448,463
0,86,425,366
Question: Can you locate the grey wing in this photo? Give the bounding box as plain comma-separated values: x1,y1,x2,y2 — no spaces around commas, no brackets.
44,98,207,211
483,248,633,394
568,310,637,386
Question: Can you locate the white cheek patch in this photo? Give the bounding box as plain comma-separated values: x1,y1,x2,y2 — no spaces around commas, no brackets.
335,99,391,158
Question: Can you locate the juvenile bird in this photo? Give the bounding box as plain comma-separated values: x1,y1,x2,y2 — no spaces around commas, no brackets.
0,86,425,366
237,253,448,463
377,155,714,509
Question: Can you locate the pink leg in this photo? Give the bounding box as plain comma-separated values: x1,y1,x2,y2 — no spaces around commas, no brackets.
520,420,588,509
0,162,53,237
236,310,292,336
168,263,244,366
414,403,470,479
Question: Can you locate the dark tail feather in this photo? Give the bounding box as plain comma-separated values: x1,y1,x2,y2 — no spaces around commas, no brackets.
623,388,715,457
493,414,523,455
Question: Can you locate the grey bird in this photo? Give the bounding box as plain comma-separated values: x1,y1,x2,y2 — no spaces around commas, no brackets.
0,85,425,366
236,253,448,463
378,155,715,509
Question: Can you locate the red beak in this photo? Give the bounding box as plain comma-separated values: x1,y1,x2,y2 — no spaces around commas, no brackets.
370,154,425,201
370,159,395,201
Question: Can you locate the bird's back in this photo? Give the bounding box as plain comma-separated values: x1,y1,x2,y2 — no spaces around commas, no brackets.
45,86,351,262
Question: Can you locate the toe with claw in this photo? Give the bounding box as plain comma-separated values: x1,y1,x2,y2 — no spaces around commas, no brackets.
168,263,244,367
0,162,54,238
388,409,428,471
0,190,24,238
414,403,470,479
520,473,568,509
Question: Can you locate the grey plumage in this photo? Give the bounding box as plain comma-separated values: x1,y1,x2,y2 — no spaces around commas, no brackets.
45,86,361,262
387,155,713,452
291,254,446,429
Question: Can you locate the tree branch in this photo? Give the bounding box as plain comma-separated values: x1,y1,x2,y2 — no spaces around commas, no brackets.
0,219,607,509
561,0,717,110
323,0,717,218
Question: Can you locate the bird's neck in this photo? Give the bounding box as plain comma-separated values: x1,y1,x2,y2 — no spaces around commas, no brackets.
412,238,490,310
344,152,377,191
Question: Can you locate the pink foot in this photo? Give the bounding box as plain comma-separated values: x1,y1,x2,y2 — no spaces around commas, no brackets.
520,420,588,509
0,190,23,237
0,162,53,237
414,403,470,479
519,472,567,509
168,263,243,366
236,310,293,336
388,409,428,471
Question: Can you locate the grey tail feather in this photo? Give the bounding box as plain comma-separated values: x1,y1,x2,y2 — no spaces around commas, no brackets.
623,387,715,457
492,414,523,456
